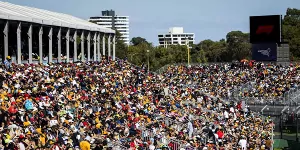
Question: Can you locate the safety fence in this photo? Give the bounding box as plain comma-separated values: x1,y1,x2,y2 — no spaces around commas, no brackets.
228,81,300,106
155,61,298,74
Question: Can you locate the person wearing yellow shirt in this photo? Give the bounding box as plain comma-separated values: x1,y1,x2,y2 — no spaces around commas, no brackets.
80,140,91,150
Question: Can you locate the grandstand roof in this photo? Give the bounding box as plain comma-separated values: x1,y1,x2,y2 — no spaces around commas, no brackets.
0,2,115,34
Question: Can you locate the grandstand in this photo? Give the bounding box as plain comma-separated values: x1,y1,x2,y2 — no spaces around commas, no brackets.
0,1,116,64
0,1,298,150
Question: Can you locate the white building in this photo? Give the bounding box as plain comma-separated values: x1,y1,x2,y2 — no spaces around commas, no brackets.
89,10,129,45
158,27,195,48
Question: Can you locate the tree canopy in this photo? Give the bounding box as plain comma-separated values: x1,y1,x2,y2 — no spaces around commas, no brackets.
130,37,151,46
113,8,300,71
282,8,300,60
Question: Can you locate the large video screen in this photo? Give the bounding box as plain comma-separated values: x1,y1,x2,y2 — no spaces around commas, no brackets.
250,15,281,43
252,43,277,61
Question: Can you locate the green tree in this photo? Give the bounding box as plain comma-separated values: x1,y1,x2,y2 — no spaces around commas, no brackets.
226,31,251,61
192,49,207,63
115,31,127,59
130,37,151,46
282,8,300,60
127,42,152,65
195,40,214,62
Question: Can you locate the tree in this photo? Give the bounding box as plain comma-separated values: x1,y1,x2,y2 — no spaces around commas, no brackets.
130,37,150,46
115,31,127,59
282,8,300,60
226,31,251,61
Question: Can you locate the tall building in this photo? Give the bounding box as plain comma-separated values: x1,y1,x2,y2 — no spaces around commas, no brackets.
89,10,129,45
158,27,195,48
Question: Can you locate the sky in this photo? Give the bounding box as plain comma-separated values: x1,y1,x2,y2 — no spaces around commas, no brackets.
4,0,300,45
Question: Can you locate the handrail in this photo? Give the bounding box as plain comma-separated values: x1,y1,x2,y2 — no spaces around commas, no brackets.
282,106,289,114
261,105,268,114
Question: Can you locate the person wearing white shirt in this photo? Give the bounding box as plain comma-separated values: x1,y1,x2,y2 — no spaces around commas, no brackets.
49,119,58,127
239,137,247,150
224,110,229,121
149,144,155,150
187,121,193,139
230,107,235,113
18,142,26,150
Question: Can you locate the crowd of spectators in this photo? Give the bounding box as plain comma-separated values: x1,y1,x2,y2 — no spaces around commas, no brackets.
0,58,285,150
163,62,300,104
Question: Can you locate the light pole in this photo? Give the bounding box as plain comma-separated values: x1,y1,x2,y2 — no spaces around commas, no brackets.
147,50,150,74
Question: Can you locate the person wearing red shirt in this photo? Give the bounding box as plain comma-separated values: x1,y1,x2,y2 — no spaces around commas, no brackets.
130,138,136,149
217,129,224,139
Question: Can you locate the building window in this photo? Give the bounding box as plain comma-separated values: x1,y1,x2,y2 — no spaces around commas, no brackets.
165,35,171,37
117,17,127,19
174,41,178,44
90,17,100,19
118,30,127,32
173,38,178,40
158,35,163,37
173,35,178,37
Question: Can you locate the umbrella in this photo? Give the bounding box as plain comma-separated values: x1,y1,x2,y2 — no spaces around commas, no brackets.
240,59,248,63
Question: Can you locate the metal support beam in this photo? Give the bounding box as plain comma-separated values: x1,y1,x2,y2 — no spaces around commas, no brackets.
73,31,77,62
87,32,91,61
102,33,105,57
93,33,97,61
81,31,84,62
3,21,8,60
108,34,111,58
28,24,32,64
17,23,21,64
57,28,61,63
97,33,101,61
113,34,116,60
39,26,43,64
48,27,53,63
66,29,70,63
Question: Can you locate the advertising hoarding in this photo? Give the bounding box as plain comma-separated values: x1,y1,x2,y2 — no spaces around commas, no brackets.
252,43,277,61
250,15,281,43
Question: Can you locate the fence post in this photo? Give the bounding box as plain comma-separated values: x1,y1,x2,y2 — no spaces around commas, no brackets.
297,113,299,142
280,114,283,139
